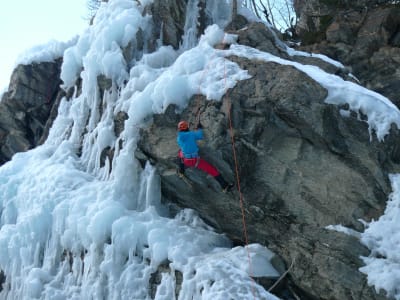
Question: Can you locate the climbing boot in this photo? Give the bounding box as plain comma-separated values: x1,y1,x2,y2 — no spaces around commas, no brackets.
175,157,185,177
215,174,234,192
223,182,234,193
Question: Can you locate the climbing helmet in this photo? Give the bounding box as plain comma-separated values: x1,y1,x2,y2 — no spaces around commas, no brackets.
178,121,189,131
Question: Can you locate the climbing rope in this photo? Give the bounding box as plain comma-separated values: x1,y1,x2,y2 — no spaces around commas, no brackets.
222,47,295,298
192,41,256,298
223,49,257,299
193,42,252,245
188,34,294,298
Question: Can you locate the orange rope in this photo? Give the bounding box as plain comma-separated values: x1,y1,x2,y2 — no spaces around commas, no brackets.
223,52,257,299
193,44,257,297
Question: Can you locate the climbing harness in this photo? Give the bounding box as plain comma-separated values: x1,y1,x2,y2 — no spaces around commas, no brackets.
181,156,200,168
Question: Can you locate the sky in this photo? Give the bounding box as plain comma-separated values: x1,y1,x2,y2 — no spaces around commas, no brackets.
0,0,400,299
0,0,88,91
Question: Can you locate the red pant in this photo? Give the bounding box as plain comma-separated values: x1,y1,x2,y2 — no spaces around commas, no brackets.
178,150,219,177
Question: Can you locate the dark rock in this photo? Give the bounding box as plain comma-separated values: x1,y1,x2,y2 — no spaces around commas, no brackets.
137,54,398,299
146,0,187,50
114,111,129,137
149,262,183,299
293,1,400,107
1,1,398,299
0,270,5,292
235,22,284,57
0,60,63,164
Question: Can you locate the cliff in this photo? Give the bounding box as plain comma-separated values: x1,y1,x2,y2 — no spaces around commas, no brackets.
0,0,399,299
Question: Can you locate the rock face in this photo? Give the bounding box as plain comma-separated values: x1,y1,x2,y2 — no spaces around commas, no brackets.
293,0,400,107
0,60,63,165
146,0,186,50
1,1,399,299
136,22,399,300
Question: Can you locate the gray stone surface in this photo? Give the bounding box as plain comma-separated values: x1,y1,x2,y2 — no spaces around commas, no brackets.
136,46,398,300
1,1,399,298
293,1,400,107
0,60,63,164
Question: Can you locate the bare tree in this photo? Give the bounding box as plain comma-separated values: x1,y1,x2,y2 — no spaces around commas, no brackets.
240,0,297,35
86,0,105,20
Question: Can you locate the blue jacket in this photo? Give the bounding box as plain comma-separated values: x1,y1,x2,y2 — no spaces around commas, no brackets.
177,129,203,158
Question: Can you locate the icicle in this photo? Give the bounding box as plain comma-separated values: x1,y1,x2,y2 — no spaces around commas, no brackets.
137,162,161,211
181,0,201,51
205,0,233,29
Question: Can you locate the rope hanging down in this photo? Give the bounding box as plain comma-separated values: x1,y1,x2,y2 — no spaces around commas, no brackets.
192,40,256,298
191,38,294,298
223,50,257,299
222,48,296,299
193,42,253,260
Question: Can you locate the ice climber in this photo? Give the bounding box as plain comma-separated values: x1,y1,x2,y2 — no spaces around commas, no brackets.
176,120,234,192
